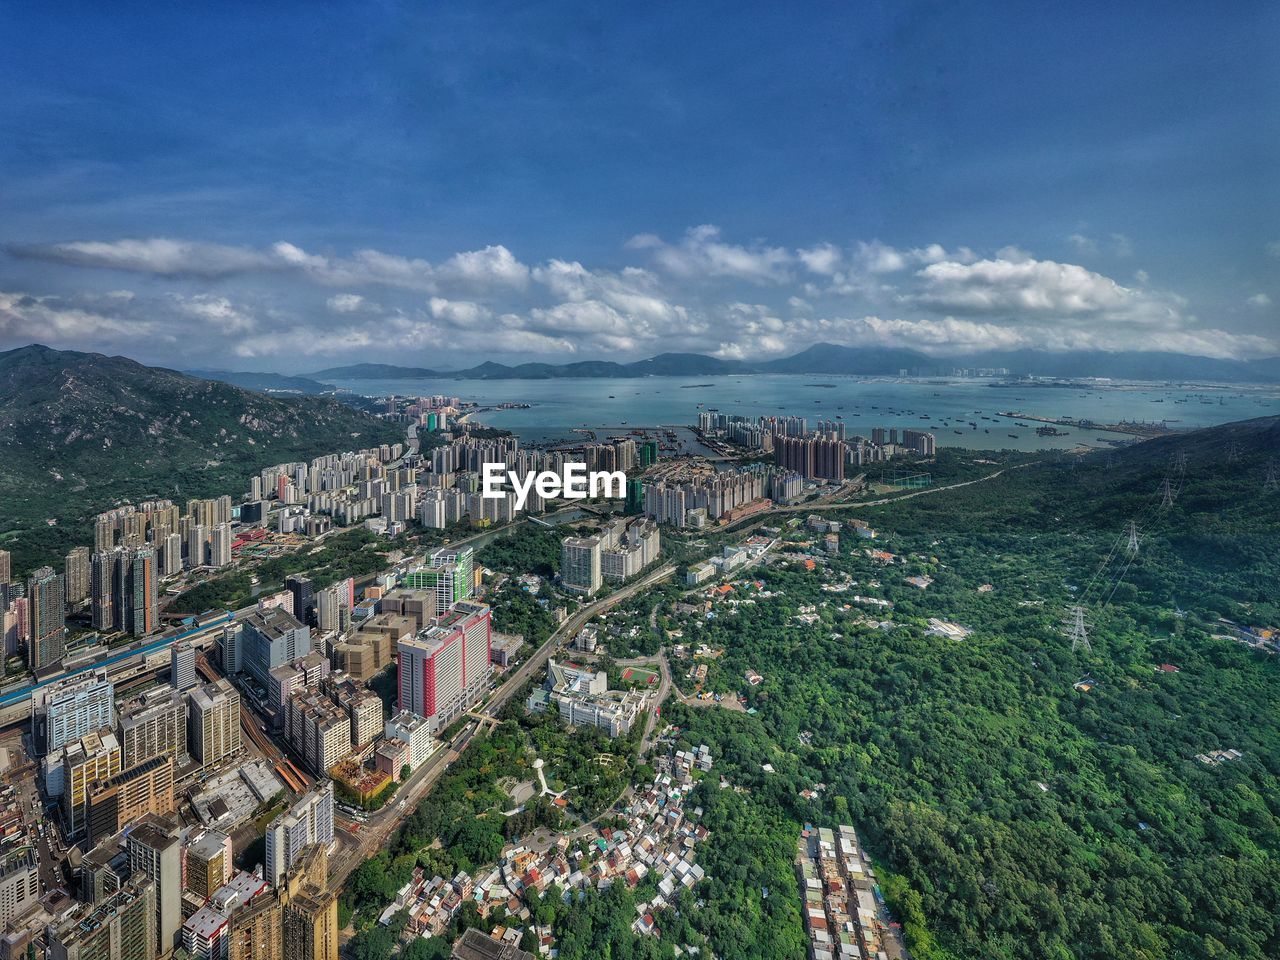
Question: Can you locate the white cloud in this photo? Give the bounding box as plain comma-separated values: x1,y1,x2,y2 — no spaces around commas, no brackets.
5,227,1275,364
172,295,256,333
8,238,275,278
427,297,490,327
797,244,843,276
854,241,907,274
628,225,792,283
326,293,367,313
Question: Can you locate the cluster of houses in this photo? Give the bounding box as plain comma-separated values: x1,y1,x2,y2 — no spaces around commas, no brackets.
797,824,903,960
379,753,714,955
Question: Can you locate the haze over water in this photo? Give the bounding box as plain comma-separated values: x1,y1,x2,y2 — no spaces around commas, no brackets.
332,375,1280,452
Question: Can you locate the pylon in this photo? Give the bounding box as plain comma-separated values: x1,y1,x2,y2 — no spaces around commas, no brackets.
1226,441,1240,464
1159,478,1176,508
1265,461,1279,494
1126,520,1140,556
1063,604,1091,653
1173,451,1187,474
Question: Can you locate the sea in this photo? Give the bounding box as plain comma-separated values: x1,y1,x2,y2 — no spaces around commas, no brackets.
329,375,1280,452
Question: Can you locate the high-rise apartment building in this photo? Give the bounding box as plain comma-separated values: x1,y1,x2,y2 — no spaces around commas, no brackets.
90,549,118,632
0,550,9,586
90,547,159,636
264,782,334,887
209,522,233,568
65,546,92,604
27,565,66,671
185,523,207,569
120,546,159,636
188,679,241,767
560,537,602,595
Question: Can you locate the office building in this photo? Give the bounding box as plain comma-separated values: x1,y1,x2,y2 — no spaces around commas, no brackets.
182,872,270,960
61,731,123,840
396,602,491,731
65,546,92,604
185,830,233,900
170,640,197,692
127,816,183,958
560,536,602,595
241,608,312,689
321,674,383,747
264,782,334,887
286,575,315,626
188,679,241,767
403,546,474,611
119,688,188,767
48,875,156,960
284,692,350,775
384,711,433,770
280,846,338,960
0,847,38,928
85,756,175,844
27,565,66,671
32,669,115,755
227,892,281,960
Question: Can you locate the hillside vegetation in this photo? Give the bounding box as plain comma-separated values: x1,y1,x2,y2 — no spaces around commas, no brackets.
0,344,402,575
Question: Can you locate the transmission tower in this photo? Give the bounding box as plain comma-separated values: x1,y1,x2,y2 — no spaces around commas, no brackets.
1226,441,1240,464
1126,520,1140,556
1265,460,1279,494
1159,477,1176,508
1063,604,1091,653
1173,450,1188,475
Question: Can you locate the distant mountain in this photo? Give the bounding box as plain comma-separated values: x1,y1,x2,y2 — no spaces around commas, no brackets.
185,368,336,395
310,362,447,379
310,344,1279,383
0,344,402,575
957,350,1280,383
756,343,930,375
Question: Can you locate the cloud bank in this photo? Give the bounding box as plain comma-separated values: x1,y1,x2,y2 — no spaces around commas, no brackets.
3,228,1275,366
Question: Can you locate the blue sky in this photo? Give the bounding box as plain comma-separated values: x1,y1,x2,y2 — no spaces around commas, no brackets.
1,1,1276,370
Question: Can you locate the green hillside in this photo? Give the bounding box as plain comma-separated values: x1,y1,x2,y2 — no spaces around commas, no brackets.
0,344,403,575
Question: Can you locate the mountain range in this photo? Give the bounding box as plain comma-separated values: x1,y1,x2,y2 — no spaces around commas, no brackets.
304,343,1280,384
0,344,402,575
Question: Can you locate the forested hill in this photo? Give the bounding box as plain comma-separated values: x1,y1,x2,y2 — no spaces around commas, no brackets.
654,415,1280,960
0,344,402,575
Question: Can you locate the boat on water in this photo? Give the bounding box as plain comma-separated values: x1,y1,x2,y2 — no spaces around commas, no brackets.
1008,434,1019,438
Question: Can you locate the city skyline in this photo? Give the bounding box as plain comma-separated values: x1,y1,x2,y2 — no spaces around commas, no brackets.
1,2,1276,369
